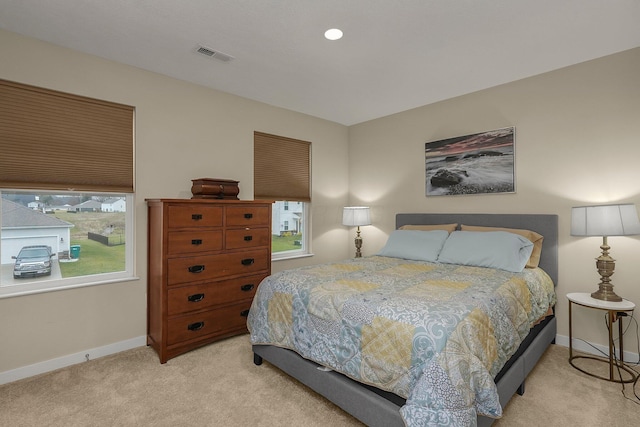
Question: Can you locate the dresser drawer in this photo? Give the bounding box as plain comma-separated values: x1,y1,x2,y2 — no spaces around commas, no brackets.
167,302,251,346
168,205,223,229
225,227,270,250
167,273,266,316
168,230,223,255
225,206,270,227
167,249,269,286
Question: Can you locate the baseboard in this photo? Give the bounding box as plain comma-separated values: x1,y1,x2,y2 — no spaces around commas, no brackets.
0,336,146,385
555,334,640,364
3,335,638,386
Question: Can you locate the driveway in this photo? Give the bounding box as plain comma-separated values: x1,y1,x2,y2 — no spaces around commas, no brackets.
1,258,63,284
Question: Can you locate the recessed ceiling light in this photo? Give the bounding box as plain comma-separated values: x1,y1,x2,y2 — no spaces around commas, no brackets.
324,28,343,41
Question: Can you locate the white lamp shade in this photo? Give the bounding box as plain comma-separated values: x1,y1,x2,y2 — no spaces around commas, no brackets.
571,204,640,236
342,206,371,227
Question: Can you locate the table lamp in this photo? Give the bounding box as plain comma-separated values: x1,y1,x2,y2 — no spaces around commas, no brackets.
343,206,371,258
571,203,640,301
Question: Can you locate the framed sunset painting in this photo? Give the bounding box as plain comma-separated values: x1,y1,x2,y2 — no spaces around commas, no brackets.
425,127,515,196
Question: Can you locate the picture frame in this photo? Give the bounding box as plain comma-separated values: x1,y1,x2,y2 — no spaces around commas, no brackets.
425,127,515,196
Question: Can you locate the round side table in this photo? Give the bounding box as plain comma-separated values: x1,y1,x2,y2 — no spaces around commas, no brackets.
567,292,637,383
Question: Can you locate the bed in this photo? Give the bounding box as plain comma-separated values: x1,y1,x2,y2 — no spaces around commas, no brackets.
249,213,558,426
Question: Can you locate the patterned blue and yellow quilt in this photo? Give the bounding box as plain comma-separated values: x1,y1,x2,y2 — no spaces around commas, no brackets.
248,255,556,426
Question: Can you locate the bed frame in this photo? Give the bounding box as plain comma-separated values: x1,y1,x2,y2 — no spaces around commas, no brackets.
253,213,558,426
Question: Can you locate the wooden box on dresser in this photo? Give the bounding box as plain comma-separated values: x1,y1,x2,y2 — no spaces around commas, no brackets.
146,199,272,363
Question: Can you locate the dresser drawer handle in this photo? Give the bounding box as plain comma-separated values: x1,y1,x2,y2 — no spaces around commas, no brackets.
191,239,203,245
243,235,253,241
241,258,254,266
244,213,253,219
188,265,206,273
240,310,250,317
187,321,205,331
192,214,203,220
240,284,255,292
187,293,205,302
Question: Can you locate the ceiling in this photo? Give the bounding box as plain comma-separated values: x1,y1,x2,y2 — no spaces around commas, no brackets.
1,0,639,125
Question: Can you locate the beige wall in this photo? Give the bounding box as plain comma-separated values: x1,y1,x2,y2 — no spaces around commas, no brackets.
0,29,350,373
349,47,640,354
2,27,639,377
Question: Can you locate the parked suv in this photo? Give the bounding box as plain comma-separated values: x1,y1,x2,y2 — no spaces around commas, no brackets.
12,245,55,279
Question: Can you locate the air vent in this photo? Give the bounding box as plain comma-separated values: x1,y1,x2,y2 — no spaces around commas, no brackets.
196,45,235,62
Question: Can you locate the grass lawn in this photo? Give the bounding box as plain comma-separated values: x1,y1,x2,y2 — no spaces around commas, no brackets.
51,211,126,278
58,239,125,278
272,233,302,252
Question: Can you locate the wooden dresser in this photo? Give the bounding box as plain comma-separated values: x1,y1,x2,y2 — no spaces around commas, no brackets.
146,199,272,363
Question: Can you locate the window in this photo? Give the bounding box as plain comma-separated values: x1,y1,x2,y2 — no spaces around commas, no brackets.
271,201,308,259
0,80,135,298
254,131,311,260
1,191,134,297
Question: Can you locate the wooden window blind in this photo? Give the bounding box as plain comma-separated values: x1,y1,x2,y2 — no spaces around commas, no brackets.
0,79,134,192
254,131,311,202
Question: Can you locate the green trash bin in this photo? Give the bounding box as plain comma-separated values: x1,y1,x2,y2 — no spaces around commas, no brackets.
70,245,81,259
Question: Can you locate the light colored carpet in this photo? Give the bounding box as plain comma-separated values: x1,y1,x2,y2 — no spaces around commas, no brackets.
1,336,639,426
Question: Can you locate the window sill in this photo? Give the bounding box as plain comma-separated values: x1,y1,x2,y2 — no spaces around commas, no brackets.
272,253,315,262
0,275,140,299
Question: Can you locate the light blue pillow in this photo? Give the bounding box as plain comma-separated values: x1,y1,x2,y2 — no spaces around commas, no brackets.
377,230,449,262
437,231,534,272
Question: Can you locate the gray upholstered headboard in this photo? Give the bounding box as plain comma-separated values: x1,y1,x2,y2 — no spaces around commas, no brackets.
396,213,559,285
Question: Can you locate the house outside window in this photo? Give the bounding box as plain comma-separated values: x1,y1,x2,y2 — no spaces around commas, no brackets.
271,201,308,258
